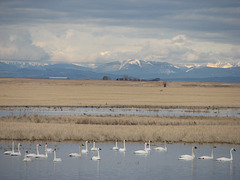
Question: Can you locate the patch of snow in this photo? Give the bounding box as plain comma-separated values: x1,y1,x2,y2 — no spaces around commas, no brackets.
206,62,233,68
119,59,142,70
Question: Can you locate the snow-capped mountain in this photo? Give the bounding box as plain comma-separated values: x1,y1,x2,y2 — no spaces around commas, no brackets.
0,59,240,82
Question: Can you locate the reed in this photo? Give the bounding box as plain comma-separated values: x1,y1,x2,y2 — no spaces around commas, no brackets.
1,115,240,144
1,115,240,126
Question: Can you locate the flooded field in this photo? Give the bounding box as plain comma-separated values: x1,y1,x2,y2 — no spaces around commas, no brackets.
1,106,240,117
1,141,240,180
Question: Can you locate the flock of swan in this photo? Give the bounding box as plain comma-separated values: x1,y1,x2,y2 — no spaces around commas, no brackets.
3,141,237,162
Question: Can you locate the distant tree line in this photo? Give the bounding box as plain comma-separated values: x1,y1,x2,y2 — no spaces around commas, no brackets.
102,75,161,82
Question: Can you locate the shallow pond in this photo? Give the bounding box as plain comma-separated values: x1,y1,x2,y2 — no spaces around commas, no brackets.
0,106,239,117
1,142,239,180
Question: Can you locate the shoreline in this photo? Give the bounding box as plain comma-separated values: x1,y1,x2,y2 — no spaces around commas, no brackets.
1,105,240,109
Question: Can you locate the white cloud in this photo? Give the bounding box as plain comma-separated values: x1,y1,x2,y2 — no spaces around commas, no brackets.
0,27,49,61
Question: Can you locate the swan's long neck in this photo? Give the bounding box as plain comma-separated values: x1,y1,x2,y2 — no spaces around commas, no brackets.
45,144,47,151
45,149,48,157
230,149,233,160
123,140,126,149
37,144,39,155
97,150,100,158
211,147,214,158
93,141,95,148
192,147,195,158
54,150,56,160
144,143,147,151
116,141,118,147
148,141,151,149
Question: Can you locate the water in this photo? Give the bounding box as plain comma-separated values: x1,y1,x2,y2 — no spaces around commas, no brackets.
1,142,240,180
0,106,239,117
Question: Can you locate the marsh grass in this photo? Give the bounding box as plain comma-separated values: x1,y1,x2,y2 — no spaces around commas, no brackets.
1,115,240,144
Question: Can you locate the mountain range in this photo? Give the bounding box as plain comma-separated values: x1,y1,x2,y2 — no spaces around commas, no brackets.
0,59,240,82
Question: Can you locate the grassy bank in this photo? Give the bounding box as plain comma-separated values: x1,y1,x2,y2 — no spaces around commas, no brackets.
1,115,240,144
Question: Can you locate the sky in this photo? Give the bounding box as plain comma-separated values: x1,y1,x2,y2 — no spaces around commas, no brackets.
0,0,240,65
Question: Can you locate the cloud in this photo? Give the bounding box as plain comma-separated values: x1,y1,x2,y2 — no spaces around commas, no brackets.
0,27,50,61
0,0,239,65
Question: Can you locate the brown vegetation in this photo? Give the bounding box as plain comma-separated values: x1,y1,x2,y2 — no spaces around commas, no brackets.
1,115,240,144
0,78,240,144
0,78,240,107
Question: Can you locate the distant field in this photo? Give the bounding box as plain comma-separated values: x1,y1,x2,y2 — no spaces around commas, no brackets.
0,78,239,107
0,78,240,144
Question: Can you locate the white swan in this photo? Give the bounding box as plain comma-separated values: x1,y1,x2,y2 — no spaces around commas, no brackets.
45,143,53,152
91,141,98,151
146,140,151,151
26,144,39,158
154,142,167,152
112,140,119,150
10,143,21,156
4,141,14,155
216,148,236,161
81,141,89,154
91,148,101,160
53,149,62,162
178,146,197,160
198,146,216,159
119,140,126,152
23,150,31,162
134,143,148,154
69,144,83,157
35,147,48,158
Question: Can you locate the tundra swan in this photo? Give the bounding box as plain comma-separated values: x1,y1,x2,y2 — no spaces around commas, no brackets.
91,141,98,151
146,140,152,151
154,142,167,152
53,149,62,162
91,148,101,160
10,143,21,156
198,146,216,159
82,141,89,154
45,143,53,152
119,140,126,152
23,150,31,162
26,144,40,158
69,144,83,157
112,140,119,150
35,148,48,158
178,146,197,160
134,143,148,154
4,141,14,155
216,148,236,161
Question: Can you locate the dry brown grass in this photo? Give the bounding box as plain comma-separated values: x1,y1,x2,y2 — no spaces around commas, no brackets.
0,78,240,107
1,115,240,144
0,78,240,144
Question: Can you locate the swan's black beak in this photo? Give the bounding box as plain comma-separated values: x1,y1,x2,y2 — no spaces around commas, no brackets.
233,149,236,151
82,144,85,146
194,146,197,149
213,146,217,148
99,148,102,150
39,144,42,146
